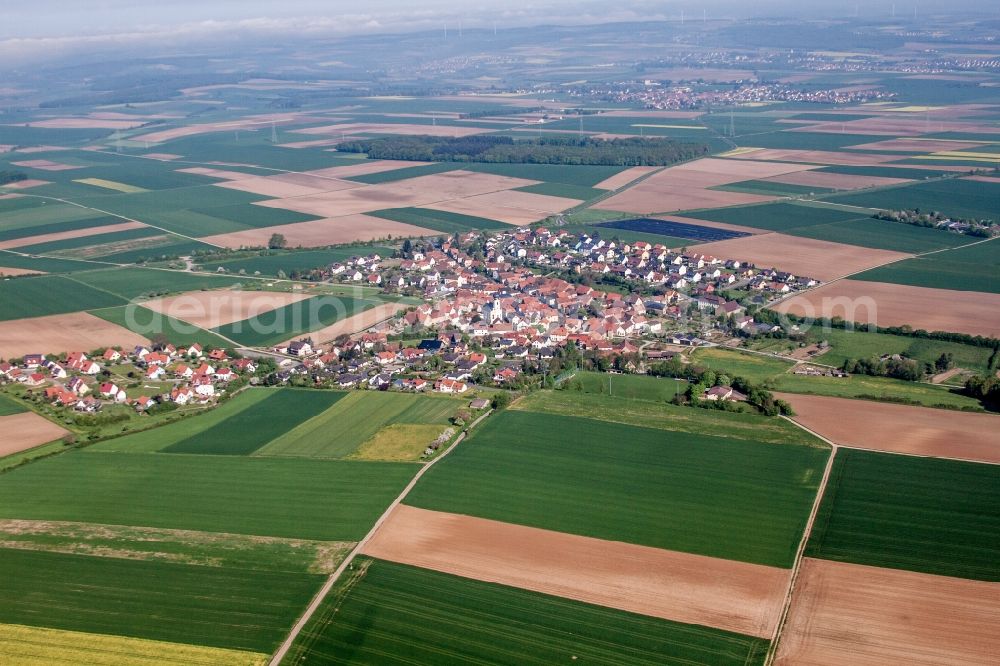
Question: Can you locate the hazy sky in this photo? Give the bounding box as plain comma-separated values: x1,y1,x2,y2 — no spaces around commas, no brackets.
2,1,997,66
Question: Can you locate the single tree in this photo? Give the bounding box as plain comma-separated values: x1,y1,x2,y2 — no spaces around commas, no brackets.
268,233,288,249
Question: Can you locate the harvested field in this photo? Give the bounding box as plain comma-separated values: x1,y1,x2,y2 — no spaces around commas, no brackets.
773,280,1000,338
437,189,580,215
10,160,82,172
200,214,432,248
776,393,1000,463
0,221,146,250
593,166,660,190
256,170,539,218
774,558,1000,666
141,152,182,160
281,301,405,345
0,311,150,358
292,122,490,138
363,505,788,638
694,235,909,281
594,158,814,214
214,174,361,198
142,290,314,329
0,179,50,190
845,138,987,152
762,170,911,190
0,412,69,457
724,149,900,166
0,267,44,276
966,175,1000,184
25,118,146,129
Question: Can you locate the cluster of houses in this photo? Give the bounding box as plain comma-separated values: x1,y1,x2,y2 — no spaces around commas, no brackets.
0,343,257,414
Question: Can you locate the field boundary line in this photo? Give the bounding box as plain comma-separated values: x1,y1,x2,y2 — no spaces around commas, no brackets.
268,407,495,665
764,418,839,666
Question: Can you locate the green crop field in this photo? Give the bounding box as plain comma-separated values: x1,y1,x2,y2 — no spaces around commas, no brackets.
257,391,458,459
0,214,128,243
0,547,321,653
164,389,345,455
678,202,862,232
820,165,957,180
515,181,606,200
345,162,460,184
0,275,126,321
516,390,814,446
0,250,102,274
853,239,999,293
572,371,688,401
70,266,247,299
806,328,995,373
287,558,769,666
370,207,510,233
787,217,978,253
0,451,416,540
200,246,395,276
89,304,235,348
0,394,27,416
806,449,1000,581
826,178,1000,221
406,410,828,567
213,295,377,347
690,347,795,383
770,373,983,410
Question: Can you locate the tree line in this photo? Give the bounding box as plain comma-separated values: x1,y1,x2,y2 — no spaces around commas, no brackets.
337,134,708,166
0,171,27,186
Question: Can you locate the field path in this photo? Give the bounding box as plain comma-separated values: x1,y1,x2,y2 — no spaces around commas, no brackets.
765,419,839,666
268,408,494,665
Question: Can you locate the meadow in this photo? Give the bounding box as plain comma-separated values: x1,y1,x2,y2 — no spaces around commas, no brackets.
806,328,995,372
163,389,345,455
370,207,510,233
257,391,459,459
406,410,829,568
0,394,28,416
211,295,378,346
286,558,769,666
0,275,126,321
95,239,218,264
690,347,796,383
0,547,320,653
572,371,688,402
0,451,416,541
853,239,999,293
517,390,813,446
770,373,983,410
806,449,1000,581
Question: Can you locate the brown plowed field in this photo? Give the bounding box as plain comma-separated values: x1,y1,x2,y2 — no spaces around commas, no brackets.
0,267,45,276
792,117,1000,136
201,214,433,248
256,170,539,218
422,199,545,226
10,160,83,172
774,558,1000,666
282,301,406,345
775,393,1000,463
140,153,182,160
363,505,790,639
304,160,432,179
444,189,581,215
762,170,911,190
142,290,314,329
773,280,1000,338
133,112,322,143
0,312,150,359
0,412,69,457
724,149,900,166
176,167,259,180
0,221,146,250
214,174,361,198
966,175,1000,184
0,179,50,190
26,118,146,130
593,166,660,190
292,122,490,138
601,110,705,119
693,235,910,281
593,158,814,214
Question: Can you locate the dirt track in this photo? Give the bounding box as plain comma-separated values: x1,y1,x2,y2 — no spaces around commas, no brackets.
776,393,1000,463
774,280,1000,338
0,412,69,456
775,558,1000,665
362,505,790,639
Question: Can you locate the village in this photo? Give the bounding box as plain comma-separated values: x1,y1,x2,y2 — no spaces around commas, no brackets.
0,226,819,418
